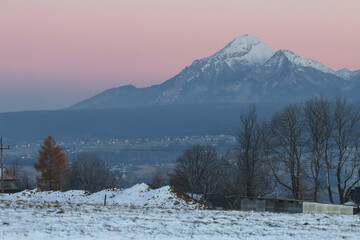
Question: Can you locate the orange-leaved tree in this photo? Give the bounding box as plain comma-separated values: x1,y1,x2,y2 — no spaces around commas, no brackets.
34,136,70,191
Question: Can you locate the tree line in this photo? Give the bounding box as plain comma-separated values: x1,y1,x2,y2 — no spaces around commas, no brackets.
8,136,119,192
153,96,360,206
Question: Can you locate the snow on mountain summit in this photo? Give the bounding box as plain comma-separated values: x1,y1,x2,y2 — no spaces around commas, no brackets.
336,68,353,80
211,34,275,66
277,49,335,74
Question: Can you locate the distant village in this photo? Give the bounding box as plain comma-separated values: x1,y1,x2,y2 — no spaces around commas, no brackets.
2,134,236,188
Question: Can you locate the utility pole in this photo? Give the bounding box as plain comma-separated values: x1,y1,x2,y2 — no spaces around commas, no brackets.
1,137,10,194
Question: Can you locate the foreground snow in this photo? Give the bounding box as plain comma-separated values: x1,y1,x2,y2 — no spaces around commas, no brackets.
0,199,359,240
0,183,206,209
0,185,359,239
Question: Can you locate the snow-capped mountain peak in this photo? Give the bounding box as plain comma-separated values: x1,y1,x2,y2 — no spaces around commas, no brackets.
336,68,353,80
210,34,275,66
68,34,360,110
273,49,335,74
221,34,264,53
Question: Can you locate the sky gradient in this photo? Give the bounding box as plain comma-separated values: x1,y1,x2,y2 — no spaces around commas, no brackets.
1,0,360,112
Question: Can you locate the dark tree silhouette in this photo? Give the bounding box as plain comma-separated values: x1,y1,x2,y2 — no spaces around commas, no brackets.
267,104,309,200
67,153,117,192
304,97,332,202
231,105,272,198
169,144,223,203
330,96,360,204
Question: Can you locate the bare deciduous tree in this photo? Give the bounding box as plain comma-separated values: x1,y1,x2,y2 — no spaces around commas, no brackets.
67,153,118,192
7,160,35,190
169,144,223,203
231,105,272,198
330,96,360,204
304,97,332,202
151,168,170,188
267,104,310,200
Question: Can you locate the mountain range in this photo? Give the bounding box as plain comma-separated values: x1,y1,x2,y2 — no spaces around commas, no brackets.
1,34,359,142
68,34,360,110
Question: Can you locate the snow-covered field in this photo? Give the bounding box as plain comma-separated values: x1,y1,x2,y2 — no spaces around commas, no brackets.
0,184,359,239
1,200,359,240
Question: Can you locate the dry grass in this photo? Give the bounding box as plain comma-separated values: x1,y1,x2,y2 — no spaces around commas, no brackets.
168,186,213,210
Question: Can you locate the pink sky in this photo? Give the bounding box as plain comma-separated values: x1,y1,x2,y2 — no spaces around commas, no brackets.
0,0,360,111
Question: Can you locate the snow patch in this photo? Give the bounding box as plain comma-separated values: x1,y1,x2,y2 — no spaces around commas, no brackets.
0,183,207,209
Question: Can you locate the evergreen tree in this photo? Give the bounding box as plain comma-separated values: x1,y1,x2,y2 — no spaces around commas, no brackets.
34,136,70,190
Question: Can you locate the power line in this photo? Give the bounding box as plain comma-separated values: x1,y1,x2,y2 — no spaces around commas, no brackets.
1,137,10,194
